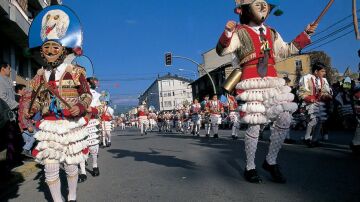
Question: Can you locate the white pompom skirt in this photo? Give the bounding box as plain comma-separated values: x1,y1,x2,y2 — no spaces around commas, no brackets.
33,117,89,165
236,77,298,125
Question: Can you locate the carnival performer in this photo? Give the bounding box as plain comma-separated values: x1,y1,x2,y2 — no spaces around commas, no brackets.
298,62,332,147
351,50,360,154
190,98,202,136
216,0,317,183
205,95,224,138
164,112,172,132
26,5,91,202
183,106,192,134
148,106,157,132
334,77,356,130
138,101,149,135
201,95,211,136
352,80,360,154
227,95,240,140
100,92,114,147
78,76,102,183
119,115,126,130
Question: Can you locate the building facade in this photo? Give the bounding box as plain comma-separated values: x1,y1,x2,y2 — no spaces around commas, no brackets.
0,0,61,85
139,74,193,111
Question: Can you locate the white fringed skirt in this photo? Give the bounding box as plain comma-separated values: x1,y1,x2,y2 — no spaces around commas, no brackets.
236,77,298,125
87,119,100,146
33,117,89,165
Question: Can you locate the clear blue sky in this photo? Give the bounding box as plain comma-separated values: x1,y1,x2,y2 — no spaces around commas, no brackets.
63,0,360,105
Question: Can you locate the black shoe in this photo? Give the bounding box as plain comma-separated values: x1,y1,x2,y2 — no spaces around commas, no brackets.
191,131,195,136
107,142,111,147
262,160,286,183
78,174,87,183
350,143,360,154
244,169,262,183
68,200,76,202
205,134,210,138
92,167,100,177
284,139,296,144
303,139,312,147
213,134,219,138
196,132,200,137
145,131,147,135
231,135,238,140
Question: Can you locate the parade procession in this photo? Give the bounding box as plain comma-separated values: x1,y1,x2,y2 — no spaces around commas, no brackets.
0,0,360,201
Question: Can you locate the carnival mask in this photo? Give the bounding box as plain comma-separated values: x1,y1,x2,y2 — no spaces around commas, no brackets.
40,41,66,67
249,0,270,25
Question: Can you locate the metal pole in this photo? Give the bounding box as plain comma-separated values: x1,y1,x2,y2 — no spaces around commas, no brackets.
172,55,217,95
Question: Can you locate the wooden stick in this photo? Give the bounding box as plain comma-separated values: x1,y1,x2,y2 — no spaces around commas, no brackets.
43,82,72,109
313,0,335,25
353,0,360,40
28,82,44,114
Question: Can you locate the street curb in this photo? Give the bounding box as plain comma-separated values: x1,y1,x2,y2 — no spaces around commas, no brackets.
0,161,40,199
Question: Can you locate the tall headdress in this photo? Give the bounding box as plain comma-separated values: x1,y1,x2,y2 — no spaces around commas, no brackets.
28,5,83,55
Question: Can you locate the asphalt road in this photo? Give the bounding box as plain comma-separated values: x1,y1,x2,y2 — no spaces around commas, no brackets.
4,127,360,202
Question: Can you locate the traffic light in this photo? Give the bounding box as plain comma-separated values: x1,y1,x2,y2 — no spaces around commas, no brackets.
165,52,172,66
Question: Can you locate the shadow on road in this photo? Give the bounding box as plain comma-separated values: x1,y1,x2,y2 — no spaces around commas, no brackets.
0,171,24,201
107,148,197,170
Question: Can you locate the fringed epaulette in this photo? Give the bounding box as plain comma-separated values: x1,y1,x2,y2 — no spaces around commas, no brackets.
66,64,86,85
235,26,256,65
265,25,279,42
30,69,45,91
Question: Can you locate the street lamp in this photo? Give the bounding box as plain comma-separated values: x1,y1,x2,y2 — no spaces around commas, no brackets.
164,53,217,94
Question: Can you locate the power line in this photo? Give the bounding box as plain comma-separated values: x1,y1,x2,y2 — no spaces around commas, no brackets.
304,29,354,52
306,22,354,48
312,9,360,38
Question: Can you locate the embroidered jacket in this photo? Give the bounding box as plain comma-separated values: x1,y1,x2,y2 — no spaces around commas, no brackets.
28,63,92,119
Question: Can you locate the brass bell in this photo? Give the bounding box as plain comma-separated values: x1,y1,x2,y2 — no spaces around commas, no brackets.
223,68,242,93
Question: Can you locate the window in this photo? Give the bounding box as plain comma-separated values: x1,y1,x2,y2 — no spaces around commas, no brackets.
164,101,172,107
295,60,303,71
162,81,170,86
162,92,172,97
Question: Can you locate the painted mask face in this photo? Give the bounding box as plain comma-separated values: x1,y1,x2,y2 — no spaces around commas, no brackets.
249,0,269,25
40,41,66,66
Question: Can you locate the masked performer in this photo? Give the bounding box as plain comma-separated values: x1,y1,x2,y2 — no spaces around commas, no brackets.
201,95,211,136
148,106,157,132
216,0,317,183
190,98,202,136
78,76,102,182
227,95,240,140
205,95,224,138
138,101,149,135
100,92,114,147
26,5,91,201
298,62,332,147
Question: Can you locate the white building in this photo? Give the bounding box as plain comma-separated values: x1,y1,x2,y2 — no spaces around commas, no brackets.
198,48,233,77
139,74,193,111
